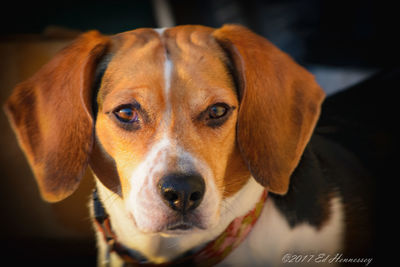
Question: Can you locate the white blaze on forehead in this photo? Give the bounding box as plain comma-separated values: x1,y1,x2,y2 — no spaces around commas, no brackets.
154,27,173,125
163,58,173,109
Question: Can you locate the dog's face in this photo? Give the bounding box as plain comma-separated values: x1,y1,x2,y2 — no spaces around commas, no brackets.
5,25,324,235
93,28,246,233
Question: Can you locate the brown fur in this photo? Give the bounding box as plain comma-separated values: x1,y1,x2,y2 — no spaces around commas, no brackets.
4,31,109,202
213,25,325,194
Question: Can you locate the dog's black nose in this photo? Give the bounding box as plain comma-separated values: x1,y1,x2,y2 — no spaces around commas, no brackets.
158,173,205,214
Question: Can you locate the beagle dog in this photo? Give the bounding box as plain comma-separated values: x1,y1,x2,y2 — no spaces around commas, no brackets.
4,25,373,266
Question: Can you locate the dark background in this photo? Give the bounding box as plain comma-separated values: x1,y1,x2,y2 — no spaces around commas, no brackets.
2,0,398,94
0,0,397,265
2,0,398,68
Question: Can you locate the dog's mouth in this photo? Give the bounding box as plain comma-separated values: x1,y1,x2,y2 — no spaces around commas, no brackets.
167,222,193,231
127,209,208,234
163,215,206,234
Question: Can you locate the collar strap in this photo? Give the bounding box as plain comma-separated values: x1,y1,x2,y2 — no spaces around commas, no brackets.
93,189,268,266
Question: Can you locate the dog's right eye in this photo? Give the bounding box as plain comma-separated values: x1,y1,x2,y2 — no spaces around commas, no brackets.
113,106,139,123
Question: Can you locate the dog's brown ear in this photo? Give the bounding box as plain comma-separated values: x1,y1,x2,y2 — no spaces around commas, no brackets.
4,31,110,202
213,25,325,195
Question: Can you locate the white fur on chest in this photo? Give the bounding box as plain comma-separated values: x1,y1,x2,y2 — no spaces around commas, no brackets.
220,196,344,267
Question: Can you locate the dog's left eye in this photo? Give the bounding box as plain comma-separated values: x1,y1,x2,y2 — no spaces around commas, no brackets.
201,103,233,128
208,104,229,119
113,107,139,123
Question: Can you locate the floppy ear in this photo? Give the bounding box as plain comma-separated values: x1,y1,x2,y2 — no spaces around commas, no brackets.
4,31,110,202
213,25,325,195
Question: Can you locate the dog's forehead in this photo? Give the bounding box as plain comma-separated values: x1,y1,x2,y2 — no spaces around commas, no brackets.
111,25,216,49
163,26,230,82
163,25,219,52
106,25,222,76
98,26,231,104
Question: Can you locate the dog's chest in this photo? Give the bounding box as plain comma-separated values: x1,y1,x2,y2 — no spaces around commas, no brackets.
219,197,344,267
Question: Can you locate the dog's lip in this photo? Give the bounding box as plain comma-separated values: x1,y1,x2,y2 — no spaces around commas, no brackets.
127,210,207,234
167,222,194,231
164,218,206,233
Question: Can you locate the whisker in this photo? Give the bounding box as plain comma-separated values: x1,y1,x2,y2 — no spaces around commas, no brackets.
220,198,236,217
166,240,180,249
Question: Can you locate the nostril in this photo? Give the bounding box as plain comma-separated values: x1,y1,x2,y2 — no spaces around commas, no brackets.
163,190,179,202
190,191,202,202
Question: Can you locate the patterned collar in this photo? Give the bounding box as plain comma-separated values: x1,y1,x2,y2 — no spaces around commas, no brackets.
93,189,268,266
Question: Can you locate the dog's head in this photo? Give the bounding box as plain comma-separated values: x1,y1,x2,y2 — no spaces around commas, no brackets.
4,25,324,234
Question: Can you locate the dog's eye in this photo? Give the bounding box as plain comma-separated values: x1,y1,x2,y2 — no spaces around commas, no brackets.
113,107,139,123
208,103,229,119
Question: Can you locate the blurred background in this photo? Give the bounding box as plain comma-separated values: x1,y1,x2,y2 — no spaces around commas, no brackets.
0,0,396,265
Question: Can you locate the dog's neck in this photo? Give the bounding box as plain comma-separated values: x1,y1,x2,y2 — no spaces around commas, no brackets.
93,175,265,263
